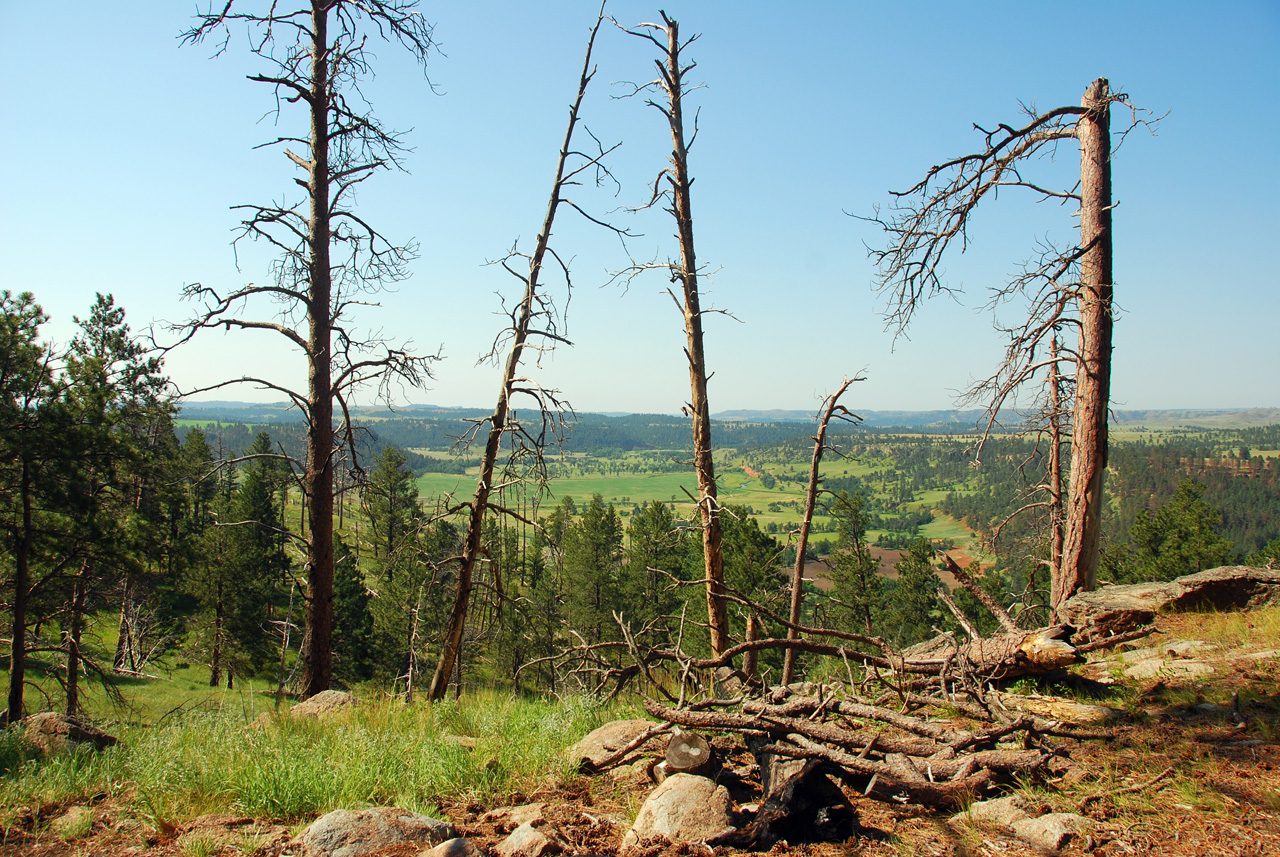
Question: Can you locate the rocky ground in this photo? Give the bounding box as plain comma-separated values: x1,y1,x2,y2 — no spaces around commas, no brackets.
4,608,1279,857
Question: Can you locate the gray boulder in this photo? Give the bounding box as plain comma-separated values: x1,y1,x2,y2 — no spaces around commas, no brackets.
291,807,455,857
566,719,663,772
495,821,560,857
24,712,117,756
621,773,734,850
960,795,1031,828
956,797,1091,852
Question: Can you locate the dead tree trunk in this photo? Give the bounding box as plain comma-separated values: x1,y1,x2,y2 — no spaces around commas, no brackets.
783,378,860,684
866,77,1146,617
63,563,90,715
1057,78,1114,612
622,12,731,658
298,1,337,698
428,4,613,700
1047,335,1066,589
178,2,436,700
6,459,32,724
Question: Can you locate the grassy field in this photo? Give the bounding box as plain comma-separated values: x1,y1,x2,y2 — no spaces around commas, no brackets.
401,445,987,555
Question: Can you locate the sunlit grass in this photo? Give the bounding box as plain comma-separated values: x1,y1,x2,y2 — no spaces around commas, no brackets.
0,691,627,825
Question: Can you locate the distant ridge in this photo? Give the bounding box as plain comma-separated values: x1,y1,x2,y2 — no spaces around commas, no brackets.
714,407,1280,430
177,402,1280,432
713,409,988,428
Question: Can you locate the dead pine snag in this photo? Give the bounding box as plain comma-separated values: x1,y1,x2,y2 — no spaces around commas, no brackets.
864,78,1157,616
427,2,625,701
618,11,732,658
782,376,863,684
175,1,437,697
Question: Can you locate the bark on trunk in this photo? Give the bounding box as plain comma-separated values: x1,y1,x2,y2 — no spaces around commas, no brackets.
210,589,224,688
300,0,336,698
64,564,89,715
6,459,32,724
661,17,730,658
1047,338,1065,589
113,577,132,672
1057,78,1113,613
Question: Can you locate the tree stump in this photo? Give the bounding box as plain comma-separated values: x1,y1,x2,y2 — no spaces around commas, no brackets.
665,729,714,776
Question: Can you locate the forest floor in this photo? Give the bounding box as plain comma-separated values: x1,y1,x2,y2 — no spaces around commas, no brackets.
4,610,1279,857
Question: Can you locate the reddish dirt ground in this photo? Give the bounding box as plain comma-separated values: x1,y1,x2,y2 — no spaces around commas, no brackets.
6,615,1279,857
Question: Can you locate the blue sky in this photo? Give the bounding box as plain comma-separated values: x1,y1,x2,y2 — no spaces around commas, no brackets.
2,1,1276,414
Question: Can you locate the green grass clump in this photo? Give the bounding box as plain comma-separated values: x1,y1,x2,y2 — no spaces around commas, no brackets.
1,691,622,825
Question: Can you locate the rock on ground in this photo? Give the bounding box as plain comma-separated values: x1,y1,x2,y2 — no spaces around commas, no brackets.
24,712,117,756
621,773,734,850
495,821,561,857
1011,812,1091,851
51,806,93,839
291,807,455,857
566,719,663,772
290,689,359,719
958,795,1032,828
424,837,483,857
957,797,1092,852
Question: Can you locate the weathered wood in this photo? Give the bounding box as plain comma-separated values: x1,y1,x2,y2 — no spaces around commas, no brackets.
1058,78,1114,610
665,729,714,776
904,623,1079,677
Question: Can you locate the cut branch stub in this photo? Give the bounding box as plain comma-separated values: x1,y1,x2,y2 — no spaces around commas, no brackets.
665,728,714,776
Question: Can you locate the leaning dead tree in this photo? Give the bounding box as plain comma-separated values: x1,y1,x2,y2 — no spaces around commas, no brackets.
618,12,732,658
866,79,1156,616
782,377,863,684
427,3,623,701
176,1,437,697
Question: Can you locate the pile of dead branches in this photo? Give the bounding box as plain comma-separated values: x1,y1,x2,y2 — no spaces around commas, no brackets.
646,681,1108,809
539,552,1153,811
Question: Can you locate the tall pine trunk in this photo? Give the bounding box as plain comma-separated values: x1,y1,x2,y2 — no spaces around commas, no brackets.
6,459,32,724
658,16,730,658
300,0,336,697
1057,78,1113,612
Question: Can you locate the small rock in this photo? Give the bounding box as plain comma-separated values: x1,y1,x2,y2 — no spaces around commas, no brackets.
712,666,744,696
482,803,546,831
1011,812,1091,852
424,837,482,857
52,806,93,839
566,719,662,772
291,807,455,857
495,821,560,857
621,773,734,850
24,712,117,756
290,690,358,719
956,795,1031,829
